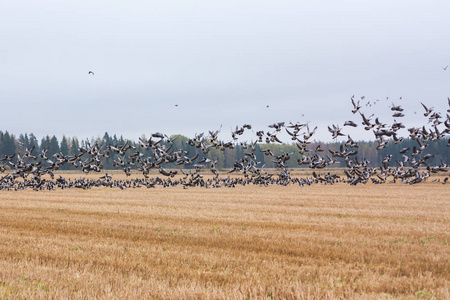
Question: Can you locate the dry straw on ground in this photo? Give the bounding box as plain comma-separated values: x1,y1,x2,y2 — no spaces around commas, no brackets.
0,174,448,299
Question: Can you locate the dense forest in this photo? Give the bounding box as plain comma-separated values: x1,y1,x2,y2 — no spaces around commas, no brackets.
0,131,448,171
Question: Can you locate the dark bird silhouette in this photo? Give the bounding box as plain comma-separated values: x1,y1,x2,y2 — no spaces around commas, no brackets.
344,120,357,127
268,122,285,132
390,103,403,112
88,71,94,75
351,97,361,114
359,112,374,130
328,124,345,139
421,102,433,117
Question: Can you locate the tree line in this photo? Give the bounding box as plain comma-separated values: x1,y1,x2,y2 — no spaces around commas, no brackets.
0,131,448,171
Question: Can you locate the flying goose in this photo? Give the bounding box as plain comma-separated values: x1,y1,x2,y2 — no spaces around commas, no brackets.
351,97,361,114
421,102,433,117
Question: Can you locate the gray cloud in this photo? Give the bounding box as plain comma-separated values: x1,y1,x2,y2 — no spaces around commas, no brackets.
1,0,449,142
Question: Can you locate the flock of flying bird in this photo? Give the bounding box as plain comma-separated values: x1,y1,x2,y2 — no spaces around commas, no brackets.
0,97,449,191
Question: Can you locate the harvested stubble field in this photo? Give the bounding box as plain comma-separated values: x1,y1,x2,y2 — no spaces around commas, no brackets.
0,174,449,299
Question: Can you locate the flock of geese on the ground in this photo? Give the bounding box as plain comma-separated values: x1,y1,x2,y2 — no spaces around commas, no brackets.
1,97,449,191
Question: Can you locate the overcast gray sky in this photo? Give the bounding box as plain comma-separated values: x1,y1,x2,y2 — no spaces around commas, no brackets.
1,0,449,142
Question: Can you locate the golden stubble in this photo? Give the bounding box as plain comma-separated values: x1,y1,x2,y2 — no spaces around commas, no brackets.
0,175,448,299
